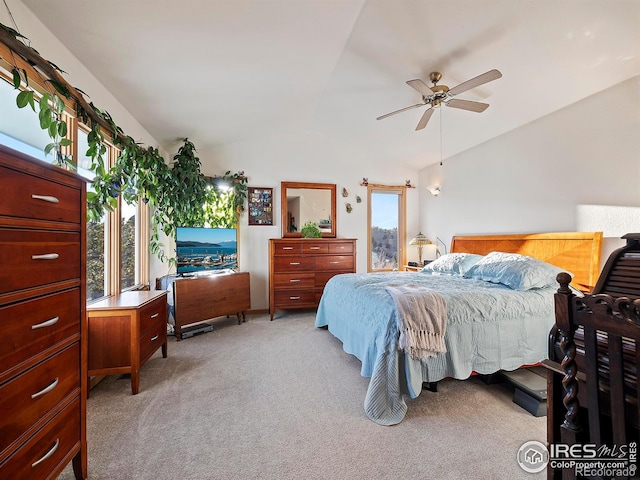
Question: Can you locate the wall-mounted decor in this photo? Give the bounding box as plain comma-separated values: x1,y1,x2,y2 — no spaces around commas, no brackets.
342,187,349,197
248,187,274,225
346,202,353,213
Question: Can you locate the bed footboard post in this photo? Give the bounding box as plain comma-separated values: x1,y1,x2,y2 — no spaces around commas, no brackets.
555,273,583,480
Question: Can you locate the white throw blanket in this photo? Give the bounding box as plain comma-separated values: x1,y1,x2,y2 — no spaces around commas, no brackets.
385,284,447,361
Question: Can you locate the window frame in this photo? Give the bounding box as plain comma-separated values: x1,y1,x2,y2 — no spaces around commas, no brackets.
367,185,407,272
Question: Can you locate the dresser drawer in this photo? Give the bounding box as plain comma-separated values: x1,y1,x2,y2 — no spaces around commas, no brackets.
273,256,315,272
328,242,353,254
0,229,81,294
315,255,354,271
140,321,166,364
139,297,167,336
0,289,80,383
274,290,316,307
272,242,302,254
301,242,329,254
0,343,79,458
273,273,315,289
0,396,80,480
0,165,81,226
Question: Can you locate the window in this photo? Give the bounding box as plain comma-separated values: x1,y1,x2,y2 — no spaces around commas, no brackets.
368,186,406,271
1,58,149,302
0,77,50,162
120,198,137,290
77,126,110,301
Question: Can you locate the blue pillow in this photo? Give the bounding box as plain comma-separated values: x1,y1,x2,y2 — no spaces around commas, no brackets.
421,253,484,276
463,251,568,290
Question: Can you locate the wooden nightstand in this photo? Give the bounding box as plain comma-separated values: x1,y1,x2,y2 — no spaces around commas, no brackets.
86,290,168,395
403,265,422,272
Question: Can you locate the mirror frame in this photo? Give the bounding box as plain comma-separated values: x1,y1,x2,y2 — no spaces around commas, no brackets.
281,181,337,238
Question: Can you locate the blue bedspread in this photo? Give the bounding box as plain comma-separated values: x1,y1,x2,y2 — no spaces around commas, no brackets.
315,272,556,425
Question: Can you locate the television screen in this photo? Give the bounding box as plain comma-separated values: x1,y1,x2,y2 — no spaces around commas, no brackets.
176,227,238,275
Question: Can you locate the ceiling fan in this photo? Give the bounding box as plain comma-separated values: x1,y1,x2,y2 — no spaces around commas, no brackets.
377,69,502,131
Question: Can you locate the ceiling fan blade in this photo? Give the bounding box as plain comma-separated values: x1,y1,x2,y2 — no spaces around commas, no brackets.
448,69,502,96
446,98,489,113
376,103,424,121
406,79,435,97
415,108,434,130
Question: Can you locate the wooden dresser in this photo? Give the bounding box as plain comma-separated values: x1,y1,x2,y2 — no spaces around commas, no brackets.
0,145,87,479
269,238,356,320
172,272,251,340
86,290,168,394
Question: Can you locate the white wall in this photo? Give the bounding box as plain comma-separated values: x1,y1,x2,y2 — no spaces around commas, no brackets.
419,75,640,267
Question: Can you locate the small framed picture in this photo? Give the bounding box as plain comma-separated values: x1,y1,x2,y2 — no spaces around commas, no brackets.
247,187,274,226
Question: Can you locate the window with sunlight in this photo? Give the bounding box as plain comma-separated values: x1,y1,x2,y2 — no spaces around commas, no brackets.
368,187,406,271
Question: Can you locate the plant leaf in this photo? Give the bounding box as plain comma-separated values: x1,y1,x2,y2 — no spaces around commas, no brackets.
11,68,21,89
16,90,31,108
44,143,56,155
47,79,71,99
57,120,68,137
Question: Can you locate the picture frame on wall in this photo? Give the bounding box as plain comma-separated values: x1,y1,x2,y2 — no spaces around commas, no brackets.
247,187,274,226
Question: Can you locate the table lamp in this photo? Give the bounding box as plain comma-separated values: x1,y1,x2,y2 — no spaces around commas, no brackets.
409,232,432,265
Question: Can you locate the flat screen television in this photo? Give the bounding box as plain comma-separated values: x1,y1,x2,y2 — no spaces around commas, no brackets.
176,227,238,275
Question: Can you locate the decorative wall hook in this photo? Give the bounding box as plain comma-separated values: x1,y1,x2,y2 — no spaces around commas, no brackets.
342,187,349,197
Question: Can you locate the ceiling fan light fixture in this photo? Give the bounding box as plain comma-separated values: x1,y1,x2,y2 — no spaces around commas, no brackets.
376,69,502,131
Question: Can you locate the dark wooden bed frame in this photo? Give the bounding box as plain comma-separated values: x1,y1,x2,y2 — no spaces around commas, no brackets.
545,233,640,480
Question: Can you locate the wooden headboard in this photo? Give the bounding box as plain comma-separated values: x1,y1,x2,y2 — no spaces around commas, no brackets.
450,232,603,292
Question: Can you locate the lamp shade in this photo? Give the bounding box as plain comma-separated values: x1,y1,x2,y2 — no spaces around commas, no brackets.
409,232,432,265
409,232,431,246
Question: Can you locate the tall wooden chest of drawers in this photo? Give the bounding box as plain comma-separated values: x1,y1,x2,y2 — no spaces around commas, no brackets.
0,145,87,479
269,238,356,320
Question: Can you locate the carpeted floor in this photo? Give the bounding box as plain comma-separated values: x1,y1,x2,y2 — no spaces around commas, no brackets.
58,311,546,479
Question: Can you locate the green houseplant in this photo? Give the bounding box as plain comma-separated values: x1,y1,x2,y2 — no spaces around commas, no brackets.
300,221,322,239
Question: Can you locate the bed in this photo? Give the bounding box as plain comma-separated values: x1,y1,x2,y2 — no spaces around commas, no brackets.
315,232,603,425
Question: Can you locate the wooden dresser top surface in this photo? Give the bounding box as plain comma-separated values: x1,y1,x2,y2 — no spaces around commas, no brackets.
87,290,167,311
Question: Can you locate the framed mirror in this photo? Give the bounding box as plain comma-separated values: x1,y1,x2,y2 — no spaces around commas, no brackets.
281,181,336,238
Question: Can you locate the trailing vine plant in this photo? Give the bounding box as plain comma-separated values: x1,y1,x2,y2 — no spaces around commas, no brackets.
1,22,248,267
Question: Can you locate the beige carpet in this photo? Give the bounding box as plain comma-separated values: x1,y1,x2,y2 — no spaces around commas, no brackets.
58,311,546,480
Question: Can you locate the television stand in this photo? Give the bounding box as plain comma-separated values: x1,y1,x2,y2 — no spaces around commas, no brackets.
172,271,250,341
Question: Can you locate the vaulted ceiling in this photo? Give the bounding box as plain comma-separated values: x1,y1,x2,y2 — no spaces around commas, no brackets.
19,0,640,170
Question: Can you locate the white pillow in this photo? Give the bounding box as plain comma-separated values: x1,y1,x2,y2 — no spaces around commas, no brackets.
421,253,484,276
463,251,568,290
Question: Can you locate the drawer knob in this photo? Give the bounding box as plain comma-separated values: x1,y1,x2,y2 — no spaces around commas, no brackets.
32,316,60,330
289,262,300,265
329,261,339,264
289,279,301,283
31,253,60,260
31,377,59,399
290,296,300,300
151,335,159,341
310,247,320,250
151,313,159,318
282,247,294,250
32,438,59,468
31,194,60,204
